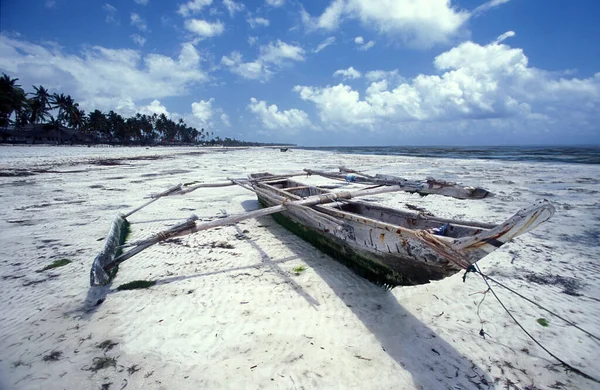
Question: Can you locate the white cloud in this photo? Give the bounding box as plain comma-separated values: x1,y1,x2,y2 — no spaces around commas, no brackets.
0,36,208,116
302,0,345,30
223,0,244,17
221,52,266,80
365,69,403,83
314,36,336,53
303,0,471,48
184,19,225,38
220,113,231,126
191,98,214,124
222,40,304,80
178,0,213,17
130,13,149,32
181,98,231,131
265,0,285,6
354,36,375,50
247,17,270,28
494,30,515,44
248,97,311,134
131,34,146,46
472,0,511,17
247,36,258,46
139,100,169,116
259,40,304,64
103,4,118,25
293,32,600,135
333,66,361,80
134,0,149,5
359,41,375,51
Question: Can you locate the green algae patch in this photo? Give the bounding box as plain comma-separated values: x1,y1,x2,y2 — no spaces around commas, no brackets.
116,280,156,291
293,265,307,275
37,259,72,272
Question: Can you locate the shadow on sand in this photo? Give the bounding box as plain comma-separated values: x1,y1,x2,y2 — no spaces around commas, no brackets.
234,199,493,389
76,197,493,388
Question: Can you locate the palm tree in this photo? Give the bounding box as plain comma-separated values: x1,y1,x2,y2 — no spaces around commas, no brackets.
107,110,126,142
74,108,86,131
29,85,52,124
87,110,108,139
0,73,29,127
51,93,67,125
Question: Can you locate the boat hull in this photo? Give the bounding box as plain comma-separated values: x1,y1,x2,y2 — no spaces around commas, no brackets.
257,196,456,287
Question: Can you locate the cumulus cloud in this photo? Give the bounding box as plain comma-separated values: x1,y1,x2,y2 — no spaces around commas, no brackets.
259,40,304,64
302,0,345,30
191,98,214,124
182,98,232,131
221,40,304,80
178,0,213,17
293,32,600,135
223,0,244,17
314,36,336,53
333,66,361,80
247,17,270,28
0,36,208,115
221,52,266,80
248,97,311,133
139,100,169,116
184,19,225,38
301,0,510,48
130,13,149,32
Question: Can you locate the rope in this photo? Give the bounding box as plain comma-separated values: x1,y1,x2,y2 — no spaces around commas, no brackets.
478,271,600,342
473,263,600,384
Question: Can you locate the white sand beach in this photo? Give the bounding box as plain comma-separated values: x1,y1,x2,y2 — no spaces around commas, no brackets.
0,145,599,390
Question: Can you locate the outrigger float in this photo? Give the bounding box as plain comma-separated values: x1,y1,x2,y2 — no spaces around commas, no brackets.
90,168,555,288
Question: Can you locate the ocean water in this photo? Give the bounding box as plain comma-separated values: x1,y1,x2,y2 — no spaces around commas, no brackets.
300,145,600,165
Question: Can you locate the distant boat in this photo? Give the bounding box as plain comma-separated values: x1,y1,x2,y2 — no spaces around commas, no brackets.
280,148,289,152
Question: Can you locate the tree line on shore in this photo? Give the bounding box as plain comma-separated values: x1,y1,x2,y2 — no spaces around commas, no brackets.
0,73,291,147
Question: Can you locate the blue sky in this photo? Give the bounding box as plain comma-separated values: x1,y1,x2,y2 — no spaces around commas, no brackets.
1,0,599,146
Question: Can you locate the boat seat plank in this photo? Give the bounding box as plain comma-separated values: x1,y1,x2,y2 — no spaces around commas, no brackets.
283,186,311,192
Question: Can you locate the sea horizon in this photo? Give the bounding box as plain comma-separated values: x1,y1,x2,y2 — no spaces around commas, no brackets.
299,144,600,165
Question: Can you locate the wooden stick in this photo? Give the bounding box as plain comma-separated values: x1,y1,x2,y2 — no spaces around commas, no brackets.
173,172,308,195
306,168,491,199
103,184,406,271
123,183,182,218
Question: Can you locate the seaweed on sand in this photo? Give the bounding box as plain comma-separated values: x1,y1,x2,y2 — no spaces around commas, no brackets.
37,259,71,272
116,280,156,291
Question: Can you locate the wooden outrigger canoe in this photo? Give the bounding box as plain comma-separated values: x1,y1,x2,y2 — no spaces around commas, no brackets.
90,168,554,288
249,173,555,287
